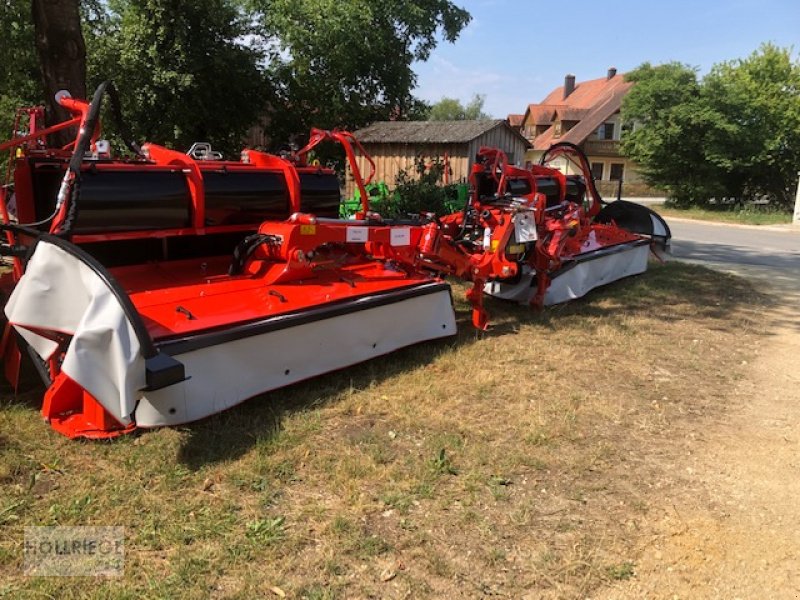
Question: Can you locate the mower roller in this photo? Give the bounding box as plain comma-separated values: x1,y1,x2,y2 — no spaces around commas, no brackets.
0,83,669,439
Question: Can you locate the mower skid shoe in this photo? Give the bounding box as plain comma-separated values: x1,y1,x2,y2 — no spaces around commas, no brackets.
43,373,136,439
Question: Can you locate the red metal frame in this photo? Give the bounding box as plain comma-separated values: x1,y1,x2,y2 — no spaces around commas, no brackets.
296,128,376,218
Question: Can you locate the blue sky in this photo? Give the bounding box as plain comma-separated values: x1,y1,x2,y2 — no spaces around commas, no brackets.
413,0,800,118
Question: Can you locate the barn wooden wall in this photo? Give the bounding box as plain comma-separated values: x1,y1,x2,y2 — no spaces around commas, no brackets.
466,125,528,168
347,143,467,198
347,125,529,198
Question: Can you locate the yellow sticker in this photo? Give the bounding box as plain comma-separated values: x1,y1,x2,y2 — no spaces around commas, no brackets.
300,224,316,235
490,239,499,251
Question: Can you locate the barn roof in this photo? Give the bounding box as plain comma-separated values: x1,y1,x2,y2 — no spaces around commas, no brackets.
353,119,531,148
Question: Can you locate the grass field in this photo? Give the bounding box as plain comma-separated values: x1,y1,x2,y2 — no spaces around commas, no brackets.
0,262,769,599
656,205,793,226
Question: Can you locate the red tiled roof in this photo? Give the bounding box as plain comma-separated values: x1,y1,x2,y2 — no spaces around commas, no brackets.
524,73,632,150
554,107,590,122
507,113,524,127
540,74,627,109
559,82,632,146
531,125,556,150
523,104,558,126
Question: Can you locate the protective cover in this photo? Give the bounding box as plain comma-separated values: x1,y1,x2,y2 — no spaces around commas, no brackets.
5,241,145,423
484,242,650,305
594,200,671,250
543,242,650,304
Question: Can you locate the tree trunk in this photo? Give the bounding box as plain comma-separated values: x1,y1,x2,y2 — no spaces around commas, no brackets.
31,0,86,146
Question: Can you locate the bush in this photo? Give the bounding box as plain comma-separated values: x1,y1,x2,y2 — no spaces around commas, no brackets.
385,156,464,218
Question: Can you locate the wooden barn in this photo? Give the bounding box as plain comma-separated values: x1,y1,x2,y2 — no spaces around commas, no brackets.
347,120,531,196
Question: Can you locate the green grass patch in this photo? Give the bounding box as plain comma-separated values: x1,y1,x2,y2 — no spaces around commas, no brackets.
658,204,792,226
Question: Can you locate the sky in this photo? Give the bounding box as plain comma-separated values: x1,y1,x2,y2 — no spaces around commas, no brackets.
413,0,800,118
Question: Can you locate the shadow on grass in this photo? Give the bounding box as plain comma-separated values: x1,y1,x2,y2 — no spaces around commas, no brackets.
176,323,483,470
176,261,770,469
480,260,771,333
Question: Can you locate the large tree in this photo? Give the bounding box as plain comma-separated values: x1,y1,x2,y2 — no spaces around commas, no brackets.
253,0,471,142
621,46,800,209
702,44,800,207
2,0,471,153
620,62,723,205
32,0,86,145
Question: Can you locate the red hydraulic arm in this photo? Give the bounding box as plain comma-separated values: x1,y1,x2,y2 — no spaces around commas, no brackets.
295,128,376,218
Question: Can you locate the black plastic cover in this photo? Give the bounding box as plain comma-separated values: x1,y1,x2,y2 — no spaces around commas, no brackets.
77,170,192,232
595,200,672,247
204,170,289,225
298,171,341,218
29,161,341,230
30,163,192,232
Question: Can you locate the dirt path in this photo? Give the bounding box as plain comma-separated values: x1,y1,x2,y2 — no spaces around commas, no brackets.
597,265,800,599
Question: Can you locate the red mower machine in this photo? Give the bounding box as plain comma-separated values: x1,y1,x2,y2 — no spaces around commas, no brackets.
0,83,669,439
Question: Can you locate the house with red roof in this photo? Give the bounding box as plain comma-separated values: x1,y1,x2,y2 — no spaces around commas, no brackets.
511,68,648,194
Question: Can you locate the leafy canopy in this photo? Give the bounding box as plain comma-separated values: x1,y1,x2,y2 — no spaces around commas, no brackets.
1,0,471,154
87,0,266,153
427,94,490,120
703,44,800,206
621,44,800,208
252,0,471,142
0,0,41,137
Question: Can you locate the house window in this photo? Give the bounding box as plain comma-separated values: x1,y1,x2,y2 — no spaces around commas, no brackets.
591,162,604,181
609,163,624,181
601,122,615,140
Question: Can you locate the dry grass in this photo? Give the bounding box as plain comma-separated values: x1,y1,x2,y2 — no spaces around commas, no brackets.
0,262,769,599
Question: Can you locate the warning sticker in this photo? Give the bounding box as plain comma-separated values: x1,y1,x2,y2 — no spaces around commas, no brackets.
390,228,411,246
346,226,369,243
300,224,316,235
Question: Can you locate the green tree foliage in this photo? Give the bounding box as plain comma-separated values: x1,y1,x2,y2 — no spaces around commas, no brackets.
621,45,800,209
253,0,471,142
1,0,470,154
427,93,489,120
702,44,800,207
0,0,41,137
88,0,267,154
620,62,722,206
